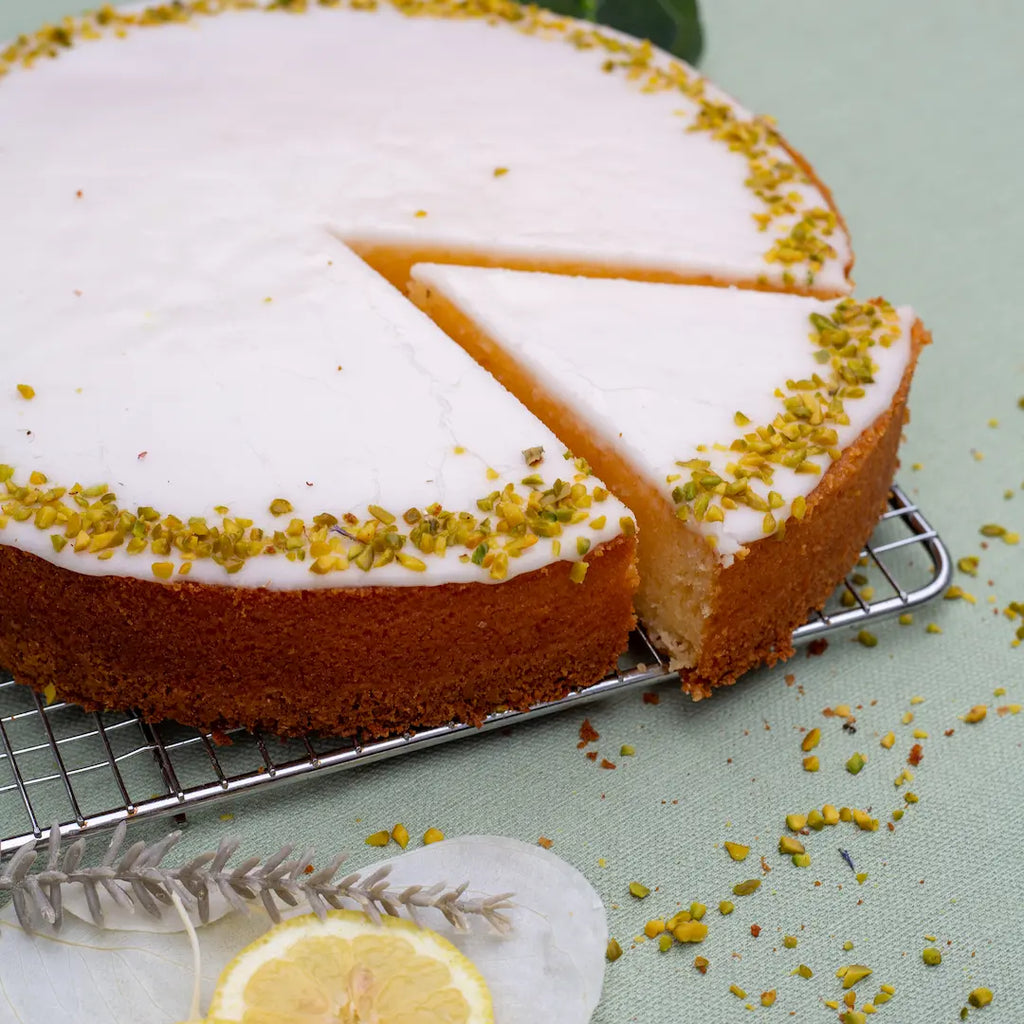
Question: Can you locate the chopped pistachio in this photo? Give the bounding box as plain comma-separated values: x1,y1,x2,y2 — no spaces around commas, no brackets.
803,755,820,772
673,920,709,943
732,879,761,896
922,947,942,966
779,835,805,856
391,823,409,849
422,827,445,845
628,881,650,899
724,841,750,861
658,933,674,952
729,984,747,999
605,938,623,962
968,988,993,1008
842,964,873,989
719,900,735,915
786,813,807,832
801,727,821,751
364,830,390,848
962,704,987,723
846,752,866,775
853,809,878,831
16,383,35,400
783,935,798,948
856,630,878,648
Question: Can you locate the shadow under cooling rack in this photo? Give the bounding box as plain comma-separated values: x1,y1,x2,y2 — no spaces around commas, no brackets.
0,484,949,858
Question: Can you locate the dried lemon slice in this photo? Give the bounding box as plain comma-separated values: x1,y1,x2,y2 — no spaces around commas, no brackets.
205,909,493,1024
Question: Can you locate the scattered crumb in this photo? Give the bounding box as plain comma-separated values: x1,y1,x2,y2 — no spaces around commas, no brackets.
577,718,599,748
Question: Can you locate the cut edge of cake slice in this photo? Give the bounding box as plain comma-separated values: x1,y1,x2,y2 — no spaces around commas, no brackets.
407,264,930,691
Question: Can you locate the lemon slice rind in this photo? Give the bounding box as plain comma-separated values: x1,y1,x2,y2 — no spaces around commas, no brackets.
206,908,492,1024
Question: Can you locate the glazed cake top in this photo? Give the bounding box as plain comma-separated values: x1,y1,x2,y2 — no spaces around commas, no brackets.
1,231,628,588
410,265,914,564
0,0,852,586
0,1,851,291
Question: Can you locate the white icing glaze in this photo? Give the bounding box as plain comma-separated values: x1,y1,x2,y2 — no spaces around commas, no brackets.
1,232,626,587
409,265,913,564
0,5,849,290
0,1,852,588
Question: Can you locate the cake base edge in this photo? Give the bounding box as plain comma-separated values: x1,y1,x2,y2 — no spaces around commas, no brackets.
0,534,638,739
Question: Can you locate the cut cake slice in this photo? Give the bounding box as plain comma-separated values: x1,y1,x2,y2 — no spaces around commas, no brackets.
409,266,929,690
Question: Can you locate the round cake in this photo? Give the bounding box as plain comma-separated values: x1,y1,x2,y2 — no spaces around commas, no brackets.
0,0,922,735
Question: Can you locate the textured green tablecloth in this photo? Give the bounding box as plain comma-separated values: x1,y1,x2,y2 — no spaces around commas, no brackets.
1,2,1022,1021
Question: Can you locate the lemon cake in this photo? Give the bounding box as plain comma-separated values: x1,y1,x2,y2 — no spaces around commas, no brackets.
409,268,928,689
0,1,914,733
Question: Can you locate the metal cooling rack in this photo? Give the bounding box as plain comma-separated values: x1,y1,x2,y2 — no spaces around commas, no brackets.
0,483,949,858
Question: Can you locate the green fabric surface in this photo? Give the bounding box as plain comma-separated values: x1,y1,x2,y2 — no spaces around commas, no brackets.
1,1,1022,1021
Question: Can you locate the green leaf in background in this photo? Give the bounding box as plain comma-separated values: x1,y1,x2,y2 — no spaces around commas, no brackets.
520,0,703,66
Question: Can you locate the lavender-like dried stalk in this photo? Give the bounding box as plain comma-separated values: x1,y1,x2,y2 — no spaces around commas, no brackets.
0,823,514,936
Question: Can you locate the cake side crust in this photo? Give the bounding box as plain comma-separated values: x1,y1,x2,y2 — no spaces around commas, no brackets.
357,242,847,299
0,534,637,738
686,318,931,693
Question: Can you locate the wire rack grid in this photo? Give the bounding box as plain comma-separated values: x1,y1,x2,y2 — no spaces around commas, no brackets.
0,484,949,859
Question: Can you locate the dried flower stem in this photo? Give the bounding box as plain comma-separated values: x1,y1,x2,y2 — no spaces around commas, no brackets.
0,822,513,936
